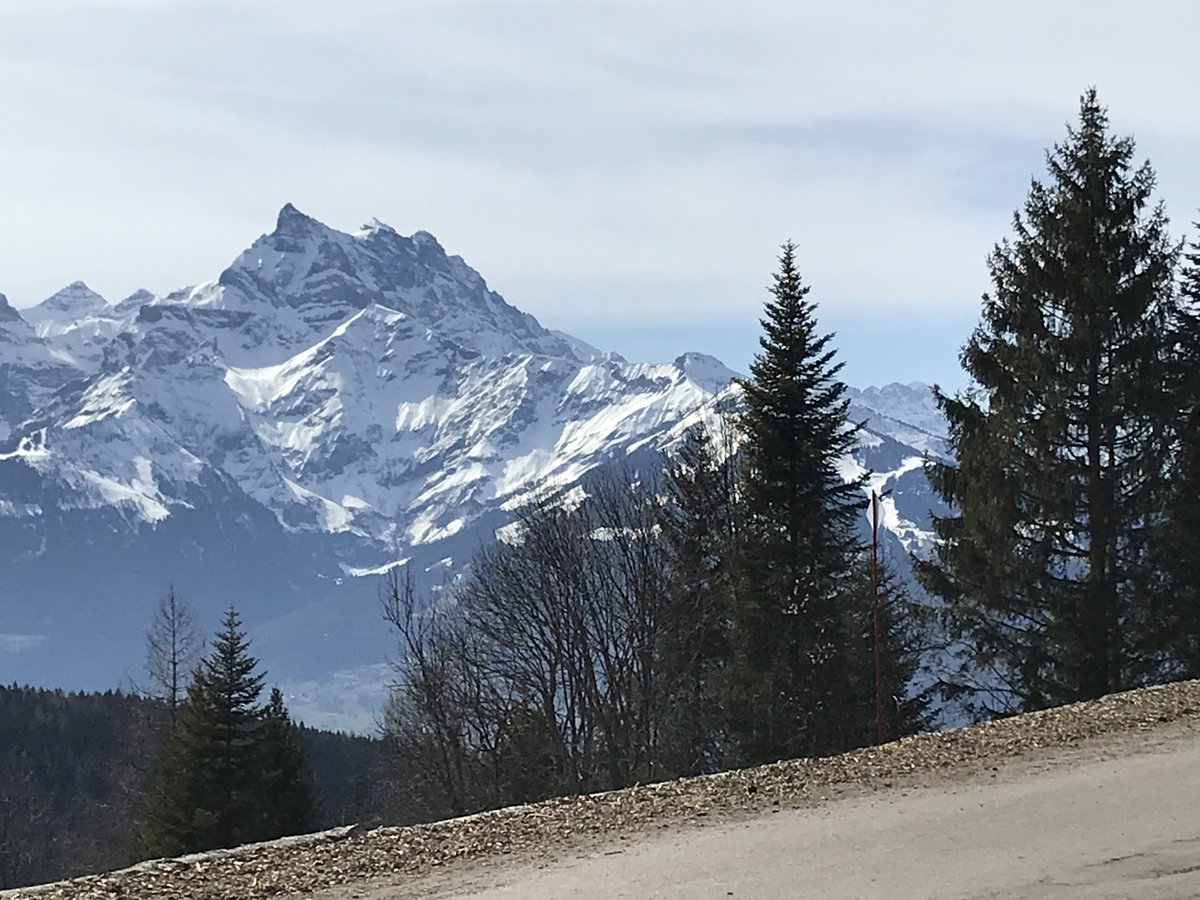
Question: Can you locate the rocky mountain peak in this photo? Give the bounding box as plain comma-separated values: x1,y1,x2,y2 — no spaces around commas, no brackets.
202,209,587,364
410,229,442,248
24,282,111,331
114,289,157,314
357,217,395,236
0,292,21,323
274,202,323,236
673,352,739,394
848,383,944,438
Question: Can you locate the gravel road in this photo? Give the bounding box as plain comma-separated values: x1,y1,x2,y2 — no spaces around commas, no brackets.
8,680,1200,900
409,721,1200,899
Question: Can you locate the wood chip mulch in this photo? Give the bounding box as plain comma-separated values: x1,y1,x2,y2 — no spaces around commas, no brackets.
7,678,1200,900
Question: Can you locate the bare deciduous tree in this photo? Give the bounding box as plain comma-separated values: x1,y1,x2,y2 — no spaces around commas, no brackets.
145,587,200,730
380,569,500,819
381,466,691,816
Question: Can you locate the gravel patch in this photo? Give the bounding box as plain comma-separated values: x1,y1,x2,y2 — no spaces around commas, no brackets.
7,678,1200,900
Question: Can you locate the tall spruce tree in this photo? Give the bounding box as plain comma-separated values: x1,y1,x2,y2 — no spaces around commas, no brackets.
143,607,266,856
142,608,318,856
730,242,866,763
919,90,1183,714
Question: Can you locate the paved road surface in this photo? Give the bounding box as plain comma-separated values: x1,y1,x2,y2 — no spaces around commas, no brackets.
419,733,1200,899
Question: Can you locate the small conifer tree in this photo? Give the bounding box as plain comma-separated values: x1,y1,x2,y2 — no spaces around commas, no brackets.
257,687,320,838
658,424,737,775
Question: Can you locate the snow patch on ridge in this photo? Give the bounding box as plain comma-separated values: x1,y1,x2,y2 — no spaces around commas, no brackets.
80,467,170,523
64,373,135,429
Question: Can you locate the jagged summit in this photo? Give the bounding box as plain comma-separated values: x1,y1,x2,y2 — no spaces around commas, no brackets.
46,280,105,303
0,292,21,323
273,201,324,238
846,382,945,452
673,352,740,394
25,281,110,322
185,207,590,364
357,216,395,236
115,288,157,313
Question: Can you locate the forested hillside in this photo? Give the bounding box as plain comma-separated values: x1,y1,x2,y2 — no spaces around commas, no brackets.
0,685,388,890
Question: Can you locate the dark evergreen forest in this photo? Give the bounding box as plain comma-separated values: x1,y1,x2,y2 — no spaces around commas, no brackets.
0,684,388,889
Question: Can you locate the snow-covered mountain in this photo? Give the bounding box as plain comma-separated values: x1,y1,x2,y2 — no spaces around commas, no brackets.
0,292,86,443
845,383,950,560
0,206,947,730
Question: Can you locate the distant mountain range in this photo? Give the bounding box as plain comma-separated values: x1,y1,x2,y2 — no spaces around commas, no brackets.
0,206,949,730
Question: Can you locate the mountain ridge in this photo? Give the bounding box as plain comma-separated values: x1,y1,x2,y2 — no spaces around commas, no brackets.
0,206,946,730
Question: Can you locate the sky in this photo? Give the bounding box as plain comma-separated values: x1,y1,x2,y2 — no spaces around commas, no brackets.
2,1,1199,390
